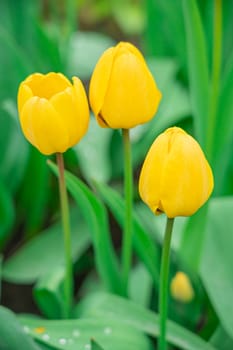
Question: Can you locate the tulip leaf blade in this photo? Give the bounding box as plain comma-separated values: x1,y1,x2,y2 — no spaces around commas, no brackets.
179,204,208,273
33,265,65,319
0,179,15,248
76,292,217,350
67,31,115,80
93,181,160,287
0,305,41,350
2,209,90,284
201,196,233,339
182,0,209,147
47,161,123,295
0,103,29,194
18,314,151,350
212,55,233,194
210,326,233,350
74,117,113,183
91,339,105,350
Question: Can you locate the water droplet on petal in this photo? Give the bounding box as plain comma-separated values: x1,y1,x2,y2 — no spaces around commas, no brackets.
72,329,81,337
85,344,91,350
104,327,112,335
59,338,67,345
42,334,50,341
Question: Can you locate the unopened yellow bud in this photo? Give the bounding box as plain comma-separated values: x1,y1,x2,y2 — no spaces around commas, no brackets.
170,272,194,303
139,127,214,218
89,41,161,129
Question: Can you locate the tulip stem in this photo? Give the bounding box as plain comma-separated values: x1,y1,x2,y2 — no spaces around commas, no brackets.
121,128,133,296
158,217,175,350
56,153,73,319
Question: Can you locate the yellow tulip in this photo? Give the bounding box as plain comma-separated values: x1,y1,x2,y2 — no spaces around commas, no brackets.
139,127,214,218
89,42,162,129
17,72,89,155
170,272,194,303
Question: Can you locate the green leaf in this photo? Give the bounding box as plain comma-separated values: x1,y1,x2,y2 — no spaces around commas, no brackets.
212,56,233,194
3,210,90,283
67,31,115,80
182,0,209,146
0,306,41,350
17,147,50,237
134,203,187,253
91,339,105,350
129,264,152,307
33,266,65,319
0,254,2,300
0,179,15,247
76,292,216,350
74,117,113,183
179,204,208,272
47,161,123,295
18,316,152,350
94,182,160,287
0,102,29,193
144,0,186,63
201,196,233,338
0,29,32,100
210,326,233,350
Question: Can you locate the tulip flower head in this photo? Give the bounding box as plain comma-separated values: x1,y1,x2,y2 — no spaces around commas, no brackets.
139,127,214,218
89,42,162,129
17,72,89,155
170,272,194,303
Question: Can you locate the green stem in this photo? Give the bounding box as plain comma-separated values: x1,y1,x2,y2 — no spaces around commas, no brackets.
158,217,175,350
56,153,73,318
206,0,222,161
121,129,133,296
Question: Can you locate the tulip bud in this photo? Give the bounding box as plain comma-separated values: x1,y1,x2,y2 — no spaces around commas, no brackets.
17,72,89,155
139,127,214,218
89,42,162,129
170,272,194,303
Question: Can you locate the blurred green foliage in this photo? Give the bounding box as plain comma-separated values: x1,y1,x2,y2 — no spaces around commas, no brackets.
0,0,233,349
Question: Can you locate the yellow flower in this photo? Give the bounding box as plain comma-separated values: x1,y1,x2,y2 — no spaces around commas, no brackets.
89,42,161,129
170,272,194,303
17,72,89,155
139,127,214,218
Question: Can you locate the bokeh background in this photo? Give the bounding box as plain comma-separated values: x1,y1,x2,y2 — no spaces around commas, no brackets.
0,0,233,348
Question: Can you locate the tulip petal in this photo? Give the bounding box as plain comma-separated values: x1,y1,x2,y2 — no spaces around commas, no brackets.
27,72,71,99
89,47,115,126
100,47,161,128
49,88,77,146
72,77,89,141
20,97,69,155
139,132,169,215
17,83,33,115
139,127,214,218
161,131,213,217
50,77,89,147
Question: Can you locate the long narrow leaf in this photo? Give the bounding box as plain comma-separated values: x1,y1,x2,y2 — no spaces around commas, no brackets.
77,292,217,350
182,0,209,147
19,316,151,350
94,182,160,286
47,161,122,295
